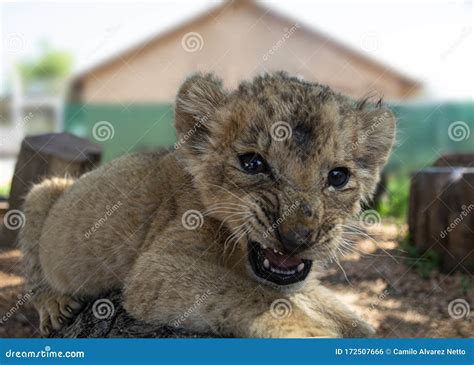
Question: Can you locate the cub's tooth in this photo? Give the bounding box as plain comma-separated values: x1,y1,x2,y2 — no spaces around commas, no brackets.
263,259,270,269
273,249,278,253
297,263,305,272
278,251,283,255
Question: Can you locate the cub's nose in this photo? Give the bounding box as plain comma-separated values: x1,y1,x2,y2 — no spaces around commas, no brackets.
278,224,314,253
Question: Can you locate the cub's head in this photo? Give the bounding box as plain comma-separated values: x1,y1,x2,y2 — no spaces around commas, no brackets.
174,72,395,290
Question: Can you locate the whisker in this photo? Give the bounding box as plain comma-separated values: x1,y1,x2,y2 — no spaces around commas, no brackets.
204,203,249,211
228,226,252,257
224,221,249,247
217,212,253,233
340,225,399,263
204,209,250,217
339,233,408,261
334,248,353,287
205,183,250,205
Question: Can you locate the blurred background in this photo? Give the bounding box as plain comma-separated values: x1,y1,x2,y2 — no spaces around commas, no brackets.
0,0,472,338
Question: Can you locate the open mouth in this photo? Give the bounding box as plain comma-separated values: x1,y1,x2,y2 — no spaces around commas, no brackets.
248,241,312,286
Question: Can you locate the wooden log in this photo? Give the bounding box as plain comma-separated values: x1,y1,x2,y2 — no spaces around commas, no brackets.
0,133,102,247
50,291,216,338
408,167,474,274
440,172,474,273
433,153,474,168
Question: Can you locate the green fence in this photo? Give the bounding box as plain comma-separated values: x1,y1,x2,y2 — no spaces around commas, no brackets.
64,103,176,162
388,101,473,175
64,101,473,172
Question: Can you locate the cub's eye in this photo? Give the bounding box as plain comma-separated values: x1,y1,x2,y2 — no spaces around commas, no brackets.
238,153,269,175
328,167,350,188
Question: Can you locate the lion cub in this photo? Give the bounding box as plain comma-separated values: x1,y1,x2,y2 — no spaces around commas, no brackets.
19,72,395,337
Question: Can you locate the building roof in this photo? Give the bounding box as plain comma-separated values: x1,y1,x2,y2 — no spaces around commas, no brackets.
72,0,421,95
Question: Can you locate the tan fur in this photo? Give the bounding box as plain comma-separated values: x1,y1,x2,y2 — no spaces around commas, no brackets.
19,72,395,337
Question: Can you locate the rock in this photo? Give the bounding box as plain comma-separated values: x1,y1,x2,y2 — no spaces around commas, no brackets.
49,291,217,338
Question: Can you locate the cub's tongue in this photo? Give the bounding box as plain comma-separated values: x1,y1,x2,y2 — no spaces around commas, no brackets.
263,247,302,268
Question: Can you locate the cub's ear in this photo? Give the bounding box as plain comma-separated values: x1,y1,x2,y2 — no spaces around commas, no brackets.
174,73,227,149
353,107,396,171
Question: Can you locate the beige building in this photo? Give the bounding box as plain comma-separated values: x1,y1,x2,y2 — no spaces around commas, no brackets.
71,0,421,103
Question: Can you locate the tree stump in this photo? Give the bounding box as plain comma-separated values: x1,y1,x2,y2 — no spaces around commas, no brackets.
408,167,474,274
0,133,102,247
433,153,474,168
50,291,217,338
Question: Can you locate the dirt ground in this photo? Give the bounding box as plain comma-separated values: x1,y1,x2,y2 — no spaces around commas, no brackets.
0,222,472,338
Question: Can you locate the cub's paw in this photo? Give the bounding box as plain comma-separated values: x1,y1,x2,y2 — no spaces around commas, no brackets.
249,309,340,338
279,325,340,338
34,292,83,336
